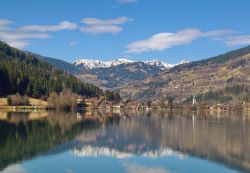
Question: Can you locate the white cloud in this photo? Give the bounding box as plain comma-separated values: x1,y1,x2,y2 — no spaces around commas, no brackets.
202,29,237,37
224,35,250,46
0,19,77,49
81,25,123,34
66,169,75,173
80,17,131,34
1,164,27,173
124,163,172,173
119,0,137,4
20,21,77,32
69,41,79,46
0,19,12,30
0,31,50,48
125,28,201,53
124,28,242,54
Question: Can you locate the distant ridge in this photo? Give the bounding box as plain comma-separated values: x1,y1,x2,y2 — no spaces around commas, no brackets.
73,58,187,90
73,58,176,70
120,45,250,102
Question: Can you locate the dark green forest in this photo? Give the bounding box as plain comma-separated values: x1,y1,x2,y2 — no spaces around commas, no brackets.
185,84,250,104
26,52,84,75
0,41,103,98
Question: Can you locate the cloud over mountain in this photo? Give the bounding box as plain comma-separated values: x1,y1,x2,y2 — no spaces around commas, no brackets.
125,28,250,54
80,17,131,34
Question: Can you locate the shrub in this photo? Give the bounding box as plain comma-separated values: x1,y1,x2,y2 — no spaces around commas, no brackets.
7,96,12,105
47,88,77,109
10,93,30,106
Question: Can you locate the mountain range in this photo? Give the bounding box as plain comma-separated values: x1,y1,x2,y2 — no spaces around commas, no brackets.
73,58,173,69
73,59,181,90
2,39,250,104
37,45,250,104
120,45,250,103
21,51,182,91
38,56,180,90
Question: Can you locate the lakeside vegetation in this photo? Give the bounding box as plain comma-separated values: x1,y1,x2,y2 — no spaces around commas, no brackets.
0,90,121,110
0,41,123,110
1,92,250,112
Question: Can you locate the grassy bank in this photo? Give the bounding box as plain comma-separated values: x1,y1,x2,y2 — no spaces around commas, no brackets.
0,97,48,110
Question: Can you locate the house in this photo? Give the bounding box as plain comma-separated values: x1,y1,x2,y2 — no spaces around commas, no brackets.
84,98,94,107
77,96,84,104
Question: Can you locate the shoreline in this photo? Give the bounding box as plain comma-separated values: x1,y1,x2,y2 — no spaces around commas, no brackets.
1,105,250,112
0,105,48,110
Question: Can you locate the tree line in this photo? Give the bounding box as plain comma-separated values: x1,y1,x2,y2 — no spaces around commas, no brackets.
185,84,250,104
0,41,105,99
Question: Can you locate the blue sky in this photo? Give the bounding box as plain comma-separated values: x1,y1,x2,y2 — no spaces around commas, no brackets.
0,0,250,63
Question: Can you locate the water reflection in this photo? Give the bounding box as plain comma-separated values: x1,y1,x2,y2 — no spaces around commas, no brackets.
0,110,104,171
0,110,250,172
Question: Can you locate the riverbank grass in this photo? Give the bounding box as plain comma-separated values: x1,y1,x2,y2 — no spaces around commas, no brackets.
0,97,48,110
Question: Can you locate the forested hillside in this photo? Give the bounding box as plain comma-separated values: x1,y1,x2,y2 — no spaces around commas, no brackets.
0,41,103,98
120,45,250,103
26,52,84,75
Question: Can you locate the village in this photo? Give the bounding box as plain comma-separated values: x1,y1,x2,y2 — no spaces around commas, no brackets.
1,92,250,112
76,95,250,112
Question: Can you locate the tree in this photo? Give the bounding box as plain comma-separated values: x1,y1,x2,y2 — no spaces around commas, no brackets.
105,90,121,102
47,89,77,109
10,93,29,106
7,96,12,106
105,90,113,101
160,99,166,109
24,95,29,105
113,91,121,103
167,97,174,110
47,92,58,108
146,101,151,108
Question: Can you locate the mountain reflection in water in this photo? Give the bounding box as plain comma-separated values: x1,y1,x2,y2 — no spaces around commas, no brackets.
0,110,249,173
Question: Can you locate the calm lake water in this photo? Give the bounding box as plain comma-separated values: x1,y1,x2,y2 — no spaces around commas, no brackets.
0,109,250,173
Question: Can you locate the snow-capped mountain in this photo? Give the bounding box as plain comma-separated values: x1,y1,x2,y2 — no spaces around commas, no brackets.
73,58,188,90
71,146,185,159
107,58,135,67
145,60,174,70
73,59,109,69
73,58,135,69
73,58,173,70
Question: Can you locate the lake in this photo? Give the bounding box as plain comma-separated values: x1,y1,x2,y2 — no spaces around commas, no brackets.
0,109,250,173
